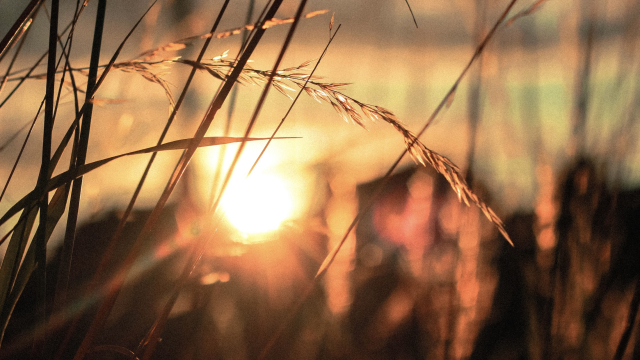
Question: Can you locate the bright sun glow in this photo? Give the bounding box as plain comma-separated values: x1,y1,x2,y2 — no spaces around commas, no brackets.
221,173,294,235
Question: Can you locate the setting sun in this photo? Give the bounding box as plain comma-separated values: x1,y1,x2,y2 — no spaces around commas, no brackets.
221,173,294,236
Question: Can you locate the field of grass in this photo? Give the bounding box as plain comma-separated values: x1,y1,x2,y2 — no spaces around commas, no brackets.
0,0,639,359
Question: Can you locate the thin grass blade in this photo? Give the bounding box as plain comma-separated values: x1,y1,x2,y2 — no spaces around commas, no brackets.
248,24,341,176
55,0,107,324
0,205,38,340
30,0,60,353
403,0,418,28
0,1,90,110
73,0,285,357
0,100,44,204
0,8,37,96
0,135,294,229
0,184,70,344
0,0,42,60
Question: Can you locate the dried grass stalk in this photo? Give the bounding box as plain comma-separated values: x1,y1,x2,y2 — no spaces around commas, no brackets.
120,53,512,244
138,9,328,60
113,60,176,110
183,57,512,243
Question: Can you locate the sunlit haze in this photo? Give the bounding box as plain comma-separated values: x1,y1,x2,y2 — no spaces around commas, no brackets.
221,173,294,236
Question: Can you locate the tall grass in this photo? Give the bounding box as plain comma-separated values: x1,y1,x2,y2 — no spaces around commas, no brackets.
0,0,638,359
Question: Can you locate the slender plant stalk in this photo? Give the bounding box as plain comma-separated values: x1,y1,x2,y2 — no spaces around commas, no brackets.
0,100,44,204
132,3,313,358
260,27,368,360
316,0,518,281
70,1,284,358
248,24,341,177
0,119,34,153
0,0,155,230
0,5,37,96
209,0,306,217
70,0,232,356
63,0,231,323
137,1,309,358
0,0,158,356
0,0,42,59
0,137,286,245
209,0,255,207
49,0,83,122
0,6,78,250
0,8,328,86
31,0,58,356
0,203,38,342
53,0,106,327
0,1,90,109
237,26,342,360
256,3,519,357
0,1,84,210
443,2,486,357
403,0,418,28
0,0,585,358
0,50,47,109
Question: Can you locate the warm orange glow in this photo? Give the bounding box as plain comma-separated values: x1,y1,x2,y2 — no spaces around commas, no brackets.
221,173,294,236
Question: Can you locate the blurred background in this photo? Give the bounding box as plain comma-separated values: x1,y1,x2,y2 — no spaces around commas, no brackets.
1,0,639,359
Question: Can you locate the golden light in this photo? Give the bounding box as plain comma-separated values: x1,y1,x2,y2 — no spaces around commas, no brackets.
221,173,294,236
